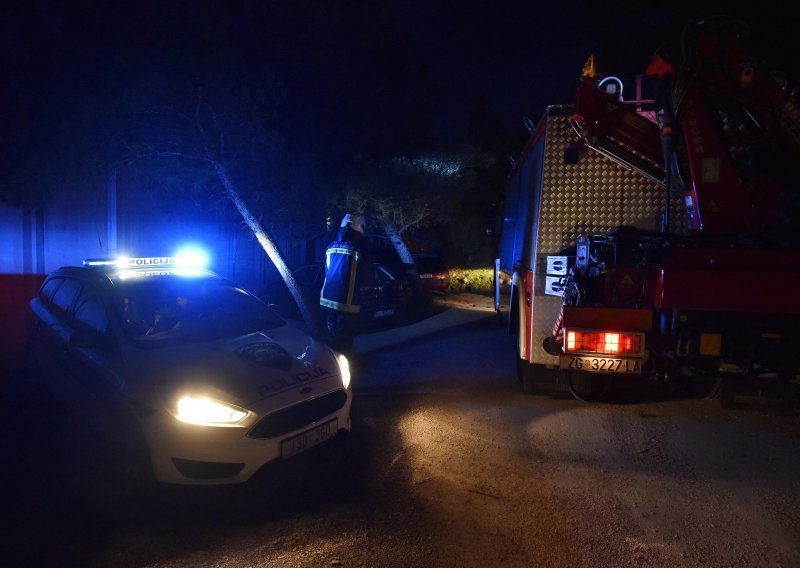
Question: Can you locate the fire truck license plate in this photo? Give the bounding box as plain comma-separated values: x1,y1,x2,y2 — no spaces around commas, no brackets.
280,419,337,459
560,356,642,374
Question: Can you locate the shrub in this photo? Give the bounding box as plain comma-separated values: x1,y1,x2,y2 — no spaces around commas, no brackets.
448,267,494,296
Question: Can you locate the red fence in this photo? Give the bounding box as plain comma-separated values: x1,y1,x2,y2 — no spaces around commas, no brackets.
0,274,45,372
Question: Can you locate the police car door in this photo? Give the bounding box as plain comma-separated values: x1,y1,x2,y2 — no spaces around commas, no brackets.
63,284,124,425
36,277,85,401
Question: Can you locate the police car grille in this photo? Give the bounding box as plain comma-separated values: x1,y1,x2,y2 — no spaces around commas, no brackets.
248,390,348,439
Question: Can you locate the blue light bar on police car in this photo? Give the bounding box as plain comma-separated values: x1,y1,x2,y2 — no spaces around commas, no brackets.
84,248,210,272
117,256,176,269
173,246,210,269
83,258,118,267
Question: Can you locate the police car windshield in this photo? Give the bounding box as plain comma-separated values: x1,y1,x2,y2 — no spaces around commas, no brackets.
112,276,284,345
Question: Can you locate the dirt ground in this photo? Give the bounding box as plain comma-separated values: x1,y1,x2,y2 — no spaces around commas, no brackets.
388,388,800,567
352,317,800,567
2,304,799,567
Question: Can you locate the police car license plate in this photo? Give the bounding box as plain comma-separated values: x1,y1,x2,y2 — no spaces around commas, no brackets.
560,356,642,374
281,419,337,459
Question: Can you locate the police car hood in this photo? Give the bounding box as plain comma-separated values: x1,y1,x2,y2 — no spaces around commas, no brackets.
130,325,343,408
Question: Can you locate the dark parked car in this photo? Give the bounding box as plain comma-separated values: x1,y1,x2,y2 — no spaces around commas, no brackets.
292,260,410,325
412,254,450,294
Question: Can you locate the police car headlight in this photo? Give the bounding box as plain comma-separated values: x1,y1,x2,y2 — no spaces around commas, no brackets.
175,395,250,426
337,354,351,390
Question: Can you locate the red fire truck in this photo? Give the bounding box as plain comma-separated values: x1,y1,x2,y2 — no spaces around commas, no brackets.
495,18,800,402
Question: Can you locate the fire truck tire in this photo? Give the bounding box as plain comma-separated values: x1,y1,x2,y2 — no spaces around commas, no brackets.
692,374,723,400
514,337,523,382
519,360,552,394
567,371,614,402
515,327,556,394
515,336,538,392
718,380,736,409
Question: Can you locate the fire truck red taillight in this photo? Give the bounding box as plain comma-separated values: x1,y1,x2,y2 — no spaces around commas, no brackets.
624,335,634,352
563,330,643,356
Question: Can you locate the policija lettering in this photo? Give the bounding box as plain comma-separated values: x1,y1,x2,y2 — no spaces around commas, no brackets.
256,368,331,397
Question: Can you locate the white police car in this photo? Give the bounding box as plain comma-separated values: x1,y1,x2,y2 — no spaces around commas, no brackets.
26,254,352,485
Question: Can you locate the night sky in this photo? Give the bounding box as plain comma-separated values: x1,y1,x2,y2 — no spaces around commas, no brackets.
2,0,796,211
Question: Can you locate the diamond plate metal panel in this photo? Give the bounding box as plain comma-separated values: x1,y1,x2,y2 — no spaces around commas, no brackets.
530,109,686,365
538,112,685,255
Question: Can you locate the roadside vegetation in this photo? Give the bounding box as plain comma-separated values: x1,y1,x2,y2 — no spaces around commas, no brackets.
448,267,494,295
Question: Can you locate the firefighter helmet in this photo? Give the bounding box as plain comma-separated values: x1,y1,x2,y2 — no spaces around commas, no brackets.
341,213,365,235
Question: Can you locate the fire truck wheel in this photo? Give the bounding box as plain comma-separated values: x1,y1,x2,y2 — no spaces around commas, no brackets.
718,380,736,409
691,374,723,400
515,341,541,393
568,371,614,402
672,367,722,400
521,364,537,394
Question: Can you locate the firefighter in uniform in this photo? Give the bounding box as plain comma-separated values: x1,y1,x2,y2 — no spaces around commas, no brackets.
320,213,367,352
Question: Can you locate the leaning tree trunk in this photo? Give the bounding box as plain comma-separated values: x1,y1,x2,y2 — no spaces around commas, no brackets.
213,162,320,331
383,219,415,266
382,219,420,295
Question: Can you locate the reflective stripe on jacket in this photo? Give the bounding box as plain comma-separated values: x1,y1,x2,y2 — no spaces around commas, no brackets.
320,240,361,313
